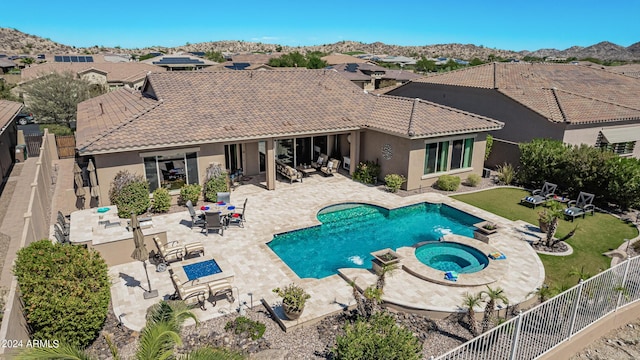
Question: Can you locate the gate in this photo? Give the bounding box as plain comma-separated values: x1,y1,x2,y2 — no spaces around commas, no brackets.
55,135,76,159
24,133,43,157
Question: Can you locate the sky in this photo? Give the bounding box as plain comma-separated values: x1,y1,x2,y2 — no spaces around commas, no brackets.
1,0,638,52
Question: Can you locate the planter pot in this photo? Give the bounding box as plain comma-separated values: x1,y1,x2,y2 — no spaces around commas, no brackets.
371,248,401,273
283,302,304,320
474,221,498,235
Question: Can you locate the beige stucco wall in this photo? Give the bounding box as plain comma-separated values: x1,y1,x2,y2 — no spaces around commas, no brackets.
243,141,260,176
80,71,107,85
359,130,487,191
564,123,640,158
197,142,226,182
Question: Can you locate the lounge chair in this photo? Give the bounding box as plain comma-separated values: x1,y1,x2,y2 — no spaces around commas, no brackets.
186,200,205,229
57,211,70,236
208,279,235,307
53,223,68,244
153,235,185,263
203,211,224,236
170,274,209,310
320,158,341,176
564,192,595,221
520,181,558,208
228,198,247,228
312,153,329,170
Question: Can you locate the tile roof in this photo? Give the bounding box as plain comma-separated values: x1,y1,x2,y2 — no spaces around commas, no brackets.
76,69,504,155
368,95,503,138
414,62,640,124
21,62,165,84
0,100,23,128
321,54,370,65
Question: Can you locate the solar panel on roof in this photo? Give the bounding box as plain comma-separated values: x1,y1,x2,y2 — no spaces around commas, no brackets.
70,56,78,62
78,56,86,62
346,63,359,72
54,55,63,62
86,56,94,62
62,56,71,62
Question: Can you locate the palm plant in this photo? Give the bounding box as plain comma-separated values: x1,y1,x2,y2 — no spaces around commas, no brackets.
461,292,484,336
14,301,245,360
375,263,398,292
480,286,508,332
348,280,367,318
541,201,564,247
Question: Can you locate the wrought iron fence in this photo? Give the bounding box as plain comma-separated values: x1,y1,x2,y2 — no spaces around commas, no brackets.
436,256,640,360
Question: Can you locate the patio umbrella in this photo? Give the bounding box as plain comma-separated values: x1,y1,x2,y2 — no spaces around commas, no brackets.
73,163,86,198
130,212,158,299
87,159,100,198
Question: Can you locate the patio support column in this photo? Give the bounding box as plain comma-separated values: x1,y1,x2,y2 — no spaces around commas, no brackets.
265,139,276,190
349,130,360,175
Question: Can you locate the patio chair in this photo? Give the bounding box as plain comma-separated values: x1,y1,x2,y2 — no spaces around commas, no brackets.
520,181,558,208
53,223,69,244
153,235,185,263
186,200,205,229
170,274,209,310
216,192,231,204
208,279,234,307
203,211,224,236
320,159,341,176
57,211,70,236
564,192,595,221
228,198,247,228
311,153,329,170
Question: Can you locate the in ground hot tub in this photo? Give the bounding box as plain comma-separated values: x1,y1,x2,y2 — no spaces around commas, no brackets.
415,242,489,274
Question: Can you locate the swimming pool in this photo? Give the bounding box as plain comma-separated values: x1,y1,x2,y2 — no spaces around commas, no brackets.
268,202,482,279
415,242,488,273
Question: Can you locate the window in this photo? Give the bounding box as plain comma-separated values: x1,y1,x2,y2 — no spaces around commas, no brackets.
424,137,474,175
600,141,635,155
144,152,199,192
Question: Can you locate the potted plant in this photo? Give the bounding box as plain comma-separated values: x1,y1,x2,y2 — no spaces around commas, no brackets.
370,248,401,273
272,283,311,320
474,221,499,235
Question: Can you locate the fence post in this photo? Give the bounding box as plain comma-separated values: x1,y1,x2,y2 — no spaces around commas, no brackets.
509,311,523,360
568,279,584,339
616,258,632,310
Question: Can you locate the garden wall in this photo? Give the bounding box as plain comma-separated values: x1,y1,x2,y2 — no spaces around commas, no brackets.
0,130,57,356
485,138,520,169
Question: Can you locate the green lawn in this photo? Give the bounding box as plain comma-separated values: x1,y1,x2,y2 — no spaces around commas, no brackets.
452,188,638,289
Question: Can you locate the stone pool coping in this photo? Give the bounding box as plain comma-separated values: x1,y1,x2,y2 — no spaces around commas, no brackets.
399,234,508,287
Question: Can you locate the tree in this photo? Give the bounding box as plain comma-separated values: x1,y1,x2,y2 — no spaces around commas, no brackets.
22,71,105,125
0,80,18,101
541,200,564,247
205,51,225,63
415,56,436,72
307,56,328,69
481,286,508,332
461,292,484,336
469,58,484,66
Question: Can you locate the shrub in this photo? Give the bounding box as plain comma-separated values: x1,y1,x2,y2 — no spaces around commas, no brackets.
203,163,229,202
352,160,381,184
332,312,421,360
14,240,110,347
466,173,481,187
179,183,202,205
151,187,171,213
484,134,493,161
108,170,150,218
224,316,266,340
272,283,311,312
384,174,406,193
39,123,72,135
496,163,516,185
437,175,461,191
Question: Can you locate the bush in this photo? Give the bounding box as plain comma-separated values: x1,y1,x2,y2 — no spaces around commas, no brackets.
353,160,381,184
108,170,150,218
39,123,72,135
14,240,110,347
496,163,516,185
203,163,229,202
384,174,406,193
151,187,171,213
436,175,461,191
332,312,421,360
484,134,493,161
224,316,266,340
466,173,481,187
179,183,202,205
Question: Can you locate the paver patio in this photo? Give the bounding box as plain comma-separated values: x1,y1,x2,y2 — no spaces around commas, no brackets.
92,172,545,331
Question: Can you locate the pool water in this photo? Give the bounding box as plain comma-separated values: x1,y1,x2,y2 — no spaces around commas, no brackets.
183,259,222,281
415,242,488,273
268,203,481,279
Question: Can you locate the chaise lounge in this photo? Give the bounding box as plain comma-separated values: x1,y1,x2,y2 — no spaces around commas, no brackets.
320,158,341,176
521,181,557,208
170,274,209,310
564,192,595,221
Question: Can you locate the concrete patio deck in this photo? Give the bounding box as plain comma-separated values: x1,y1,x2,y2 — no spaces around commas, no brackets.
100,172,545,331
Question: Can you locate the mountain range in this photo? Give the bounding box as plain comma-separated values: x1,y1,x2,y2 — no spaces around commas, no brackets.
1,27,639,61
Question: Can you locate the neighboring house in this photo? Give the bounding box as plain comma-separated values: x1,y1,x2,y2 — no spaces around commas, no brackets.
75,69,502,203
321,54,370,65
0,100,22,179
140,54,217,70
386,62,640,162
0,58,17,74
20,62,166,90
330,63,423,91
203,62,275,71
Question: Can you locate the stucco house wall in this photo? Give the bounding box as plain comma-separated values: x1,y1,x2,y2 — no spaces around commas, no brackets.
564,123,640,158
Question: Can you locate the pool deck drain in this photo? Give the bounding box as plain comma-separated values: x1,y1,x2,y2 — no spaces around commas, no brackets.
104,174,545,331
